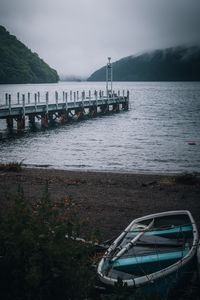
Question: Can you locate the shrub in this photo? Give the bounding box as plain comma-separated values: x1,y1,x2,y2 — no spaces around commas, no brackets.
0,161,23,172
0,183,95,300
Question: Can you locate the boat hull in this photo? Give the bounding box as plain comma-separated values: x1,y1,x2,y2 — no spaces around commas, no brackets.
97,210,199,298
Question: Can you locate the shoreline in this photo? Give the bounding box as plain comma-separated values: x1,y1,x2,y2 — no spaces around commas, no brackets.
0,167,200,240
21,164,200,176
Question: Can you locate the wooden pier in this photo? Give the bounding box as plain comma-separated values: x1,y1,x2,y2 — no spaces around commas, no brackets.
0,90,129,130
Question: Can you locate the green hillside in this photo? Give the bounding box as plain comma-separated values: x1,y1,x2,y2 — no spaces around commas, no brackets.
0,25,59,84
88,46,200,81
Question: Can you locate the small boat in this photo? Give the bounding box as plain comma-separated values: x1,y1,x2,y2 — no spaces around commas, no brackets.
97,210,199,297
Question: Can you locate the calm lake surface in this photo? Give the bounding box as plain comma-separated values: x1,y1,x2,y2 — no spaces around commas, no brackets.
0,81,200,174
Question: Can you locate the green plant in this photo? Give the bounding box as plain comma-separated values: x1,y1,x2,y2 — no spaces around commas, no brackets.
0,184,95,300
0,161,23,172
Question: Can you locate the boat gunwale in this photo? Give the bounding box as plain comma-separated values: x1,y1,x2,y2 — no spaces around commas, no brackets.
97,210,199,287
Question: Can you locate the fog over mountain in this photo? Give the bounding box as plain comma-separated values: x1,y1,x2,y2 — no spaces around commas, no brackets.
88,46,200,81
0,0,200,77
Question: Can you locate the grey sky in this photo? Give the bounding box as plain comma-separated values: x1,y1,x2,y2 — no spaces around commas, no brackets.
0,0,200,76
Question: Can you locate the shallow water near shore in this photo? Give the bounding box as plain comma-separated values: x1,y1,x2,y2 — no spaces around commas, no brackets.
0,81,200,174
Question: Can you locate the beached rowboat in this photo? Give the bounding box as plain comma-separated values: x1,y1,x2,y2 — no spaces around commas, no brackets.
97,210,199,296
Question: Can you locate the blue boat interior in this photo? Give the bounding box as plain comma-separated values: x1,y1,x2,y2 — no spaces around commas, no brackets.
103,214,194,277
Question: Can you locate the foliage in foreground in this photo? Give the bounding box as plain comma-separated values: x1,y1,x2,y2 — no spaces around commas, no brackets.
0,183,96,300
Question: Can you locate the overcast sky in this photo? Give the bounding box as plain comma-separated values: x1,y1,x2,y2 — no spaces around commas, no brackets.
0,0,200,77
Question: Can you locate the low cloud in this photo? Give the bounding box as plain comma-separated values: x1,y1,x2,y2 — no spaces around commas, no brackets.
0,0,200,76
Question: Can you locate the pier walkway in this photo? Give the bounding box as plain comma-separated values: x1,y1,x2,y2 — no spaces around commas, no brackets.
0,90,129,130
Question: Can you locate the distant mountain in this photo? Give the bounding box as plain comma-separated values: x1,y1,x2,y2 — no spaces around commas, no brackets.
0,25,59,84
88,46,200,81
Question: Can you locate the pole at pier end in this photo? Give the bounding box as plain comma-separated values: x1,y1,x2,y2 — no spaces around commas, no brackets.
106,57,113,97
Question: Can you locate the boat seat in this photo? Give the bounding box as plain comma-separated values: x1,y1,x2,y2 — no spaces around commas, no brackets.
112,248,189,275
127,225,193,239
137,235,184,247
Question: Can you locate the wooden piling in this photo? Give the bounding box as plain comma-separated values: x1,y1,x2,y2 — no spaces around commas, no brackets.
29,115,35,127
41,114,49,128
17,116,25,131
6,116,13,129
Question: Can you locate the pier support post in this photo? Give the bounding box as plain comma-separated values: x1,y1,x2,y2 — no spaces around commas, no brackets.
41,113,49,128
48,113,55,126
29,115,35,127
17,116,25,131
113,103,120,113
89,106,97,118
60,111,69,124
100,104,109,114
75,108,85,121
6,117,13,129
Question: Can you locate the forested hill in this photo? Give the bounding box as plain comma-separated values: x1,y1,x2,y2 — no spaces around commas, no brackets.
0,26,59,84
88,46,200,81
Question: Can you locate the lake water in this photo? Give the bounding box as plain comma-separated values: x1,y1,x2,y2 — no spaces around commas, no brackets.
0,81,200,174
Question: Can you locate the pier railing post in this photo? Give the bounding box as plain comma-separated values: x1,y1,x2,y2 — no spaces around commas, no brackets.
65,92,68,110
127,90,129,100
22,94,25,119
77,91,79,100
38,92,40,103
17,92,20,105
55,90,58,100
70,91,72,101
89,90,91,106
5,93,8,106
74,92,76,106
81,91,84,106
8,94,11,114
34,93,37,111
46,92,49,114
28,92,30,104
63,91,65,102
94,90,98,106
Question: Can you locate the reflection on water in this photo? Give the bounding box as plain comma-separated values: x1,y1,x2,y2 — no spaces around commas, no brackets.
0,81,200,174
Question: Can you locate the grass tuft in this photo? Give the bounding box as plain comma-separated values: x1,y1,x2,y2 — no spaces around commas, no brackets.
0,161,23,172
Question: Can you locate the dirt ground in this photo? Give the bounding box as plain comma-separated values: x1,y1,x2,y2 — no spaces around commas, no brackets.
0,168,200,241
